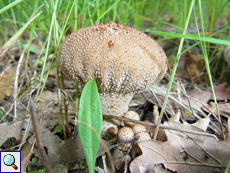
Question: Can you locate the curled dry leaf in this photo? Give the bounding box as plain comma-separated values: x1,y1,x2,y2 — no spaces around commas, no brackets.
202,101,230,118
130,121,229,173
181,85,230,117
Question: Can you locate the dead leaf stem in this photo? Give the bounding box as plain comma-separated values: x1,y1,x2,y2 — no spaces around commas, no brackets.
14,44,28,119
30,102,52,173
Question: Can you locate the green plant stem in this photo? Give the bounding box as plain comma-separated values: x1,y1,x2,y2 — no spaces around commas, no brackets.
153,0,195,140
77,120,115,172
0,0,24,15
39,0,58,82
198,0,225,140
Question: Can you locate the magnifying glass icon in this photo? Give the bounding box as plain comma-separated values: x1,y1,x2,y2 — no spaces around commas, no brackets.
3,154,18,170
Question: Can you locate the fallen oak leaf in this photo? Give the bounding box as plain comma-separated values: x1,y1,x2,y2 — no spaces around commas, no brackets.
130,122,229,173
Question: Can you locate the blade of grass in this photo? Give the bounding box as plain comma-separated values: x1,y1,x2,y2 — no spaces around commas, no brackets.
145,30,230,46
0,11,42,57
95,0,120,23
153,0,195,140
38,0,60,100
0,0,24,15
198,0,225,139
39,0,58,82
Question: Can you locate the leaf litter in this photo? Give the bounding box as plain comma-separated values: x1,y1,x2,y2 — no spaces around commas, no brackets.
130,121,230,173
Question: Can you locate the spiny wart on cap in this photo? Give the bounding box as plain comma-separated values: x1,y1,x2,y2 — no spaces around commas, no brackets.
57,22,167,94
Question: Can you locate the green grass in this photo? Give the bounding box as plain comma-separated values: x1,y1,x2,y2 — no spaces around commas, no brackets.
0,0,230,171
15,0,227,97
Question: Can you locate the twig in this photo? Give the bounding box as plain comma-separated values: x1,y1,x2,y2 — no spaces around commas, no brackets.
103,115,218,140
14,43,28,119
149,85,222,135
60,71,70,139
30,102,52,173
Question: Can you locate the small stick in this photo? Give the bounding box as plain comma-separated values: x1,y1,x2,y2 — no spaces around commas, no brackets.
30,102,52,173
103,115,218,140
108,135,140,150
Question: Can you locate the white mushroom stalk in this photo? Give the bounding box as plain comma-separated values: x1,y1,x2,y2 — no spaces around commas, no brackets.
57,22,168,137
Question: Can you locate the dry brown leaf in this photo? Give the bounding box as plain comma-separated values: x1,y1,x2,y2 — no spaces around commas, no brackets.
0,124,21,146
38,90,57,107
130,122,229,173
184,52,207,83
183,84,230,105
0,66,16,99
202,102,230,118
181,87,212,110
33,128,85,172
211,84,230,100
33,127,112,172
181,86,230,117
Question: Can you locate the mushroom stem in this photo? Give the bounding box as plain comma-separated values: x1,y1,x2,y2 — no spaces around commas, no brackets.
100,93,134,118
100,92,134,137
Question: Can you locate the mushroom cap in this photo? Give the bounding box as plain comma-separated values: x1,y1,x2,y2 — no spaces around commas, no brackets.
101,120,118,137
132,124,147,135
58,22,167,94
118,126,134,150
118,126,134,143
123,111,140,127
134,131,151,144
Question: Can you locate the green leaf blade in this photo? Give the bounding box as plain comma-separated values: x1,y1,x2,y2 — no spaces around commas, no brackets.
146,30,230,45
77,78,102,173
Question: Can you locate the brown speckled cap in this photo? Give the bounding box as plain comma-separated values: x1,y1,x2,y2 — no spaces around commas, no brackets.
58,22,167,136
57,22,167,94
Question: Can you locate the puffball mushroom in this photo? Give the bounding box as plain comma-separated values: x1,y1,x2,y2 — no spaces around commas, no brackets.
118,127,134,150
134,131,151,144
123,111,140,127
57,22,167,136
132,124,147,135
